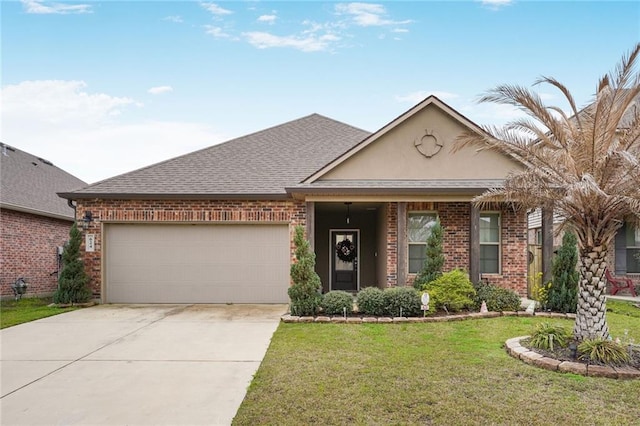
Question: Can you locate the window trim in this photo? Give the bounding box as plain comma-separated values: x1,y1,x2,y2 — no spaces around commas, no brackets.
407,211,438,275
626,222,640,274
480,211,501,275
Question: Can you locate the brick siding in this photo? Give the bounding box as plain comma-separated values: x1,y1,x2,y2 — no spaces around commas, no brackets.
385,202,398,287
75,199,306,297
0,208,72,298
405,202,528,296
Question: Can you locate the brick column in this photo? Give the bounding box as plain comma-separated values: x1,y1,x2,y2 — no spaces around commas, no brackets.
386,202,398,287
397,202,407,286
469,203,480,283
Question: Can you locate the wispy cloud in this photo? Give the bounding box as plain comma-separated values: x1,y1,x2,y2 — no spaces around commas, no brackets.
163,15,183,23
243,32,340,52
335,3,411,27
205,25,232,39
395,90,460,104
479,0,513,10
21,0,91,14
200,2,233,16
148,86,173,95
199,2,408,52
257,14,277,24
0,80,223,183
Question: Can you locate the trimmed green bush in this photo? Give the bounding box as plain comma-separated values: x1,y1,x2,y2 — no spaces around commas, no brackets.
473,282,521,312
356,287,385,316
53,223,92,304
413,219,444,290
288,226,322,316
424,270,476,313
547,231,578,313
321,291,354,315
529,322,571,351
578,338,630,365
383,287,422,317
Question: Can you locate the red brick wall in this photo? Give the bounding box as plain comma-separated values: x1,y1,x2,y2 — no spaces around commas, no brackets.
0,208,72,298
75,199,306,297
385,202,398,287
404,202,528,296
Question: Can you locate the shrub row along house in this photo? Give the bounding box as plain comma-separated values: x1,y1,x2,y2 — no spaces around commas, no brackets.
59,96,637,304
1,143,87,298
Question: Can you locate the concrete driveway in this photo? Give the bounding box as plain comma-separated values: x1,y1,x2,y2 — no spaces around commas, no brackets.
1,304,286,425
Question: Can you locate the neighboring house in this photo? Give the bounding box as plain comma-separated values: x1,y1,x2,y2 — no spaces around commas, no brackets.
0,143,87,298
59,96,528,304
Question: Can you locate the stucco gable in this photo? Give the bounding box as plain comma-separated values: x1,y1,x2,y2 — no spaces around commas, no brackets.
306,96,523,183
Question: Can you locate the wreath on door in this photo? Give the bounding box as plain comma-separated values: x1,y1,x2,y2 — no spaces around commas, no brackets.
336,239,356,262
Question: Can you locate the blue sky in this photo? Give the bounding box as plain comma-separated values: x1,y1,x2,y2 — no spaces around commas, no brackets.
2,0,639,183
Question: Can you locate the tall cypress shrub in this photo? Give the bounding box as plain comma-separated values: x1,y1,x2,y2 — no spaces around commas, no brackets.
53,223,92,304
547,231,579,313
413,219,445,290
288,225,322,316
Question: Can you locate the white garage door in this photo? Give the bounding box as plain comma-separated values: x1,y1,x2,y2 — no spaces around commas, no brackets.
105,224,290,303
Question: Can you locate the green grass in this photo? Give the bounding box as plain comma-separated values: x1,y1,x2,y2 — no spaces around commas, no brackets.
0,297,78,329
234,312,640,426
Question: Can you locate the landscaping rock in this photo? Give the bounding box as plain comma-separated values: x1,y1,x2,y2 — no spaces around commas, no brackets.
361,317,377,323
299,316,314,323
392,317,408,323
346,317,362,324
331,317,346,323
558,361,587,375
587,364,618,379
377,317,392,323
534,312,552,317
314,316,331,323
533,357,561,371
520,351,543,364
614,365,640,380
502,311,518,316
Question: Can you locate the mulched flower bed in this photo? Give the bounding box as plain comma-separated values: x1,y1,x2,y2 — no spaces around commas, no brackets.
520,338,640,369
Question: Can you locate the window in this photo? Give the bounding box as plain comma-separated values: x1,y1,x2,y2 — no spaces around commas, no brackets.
626,223,640,273
408,212,437,274
480,213,500,274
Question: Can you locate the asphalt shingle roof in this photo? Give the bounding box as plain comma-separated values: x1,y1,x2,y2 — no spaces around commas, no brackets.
0,143,87,219
63,114,371,199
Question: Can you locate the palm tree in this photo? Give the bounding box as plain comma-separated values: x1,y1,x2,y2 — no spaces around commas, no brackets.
457,44,640,341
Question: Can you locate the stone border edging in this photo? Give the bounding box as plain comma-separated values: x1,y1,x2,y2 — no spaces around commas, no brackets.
505,336,640,380
280,310,577,324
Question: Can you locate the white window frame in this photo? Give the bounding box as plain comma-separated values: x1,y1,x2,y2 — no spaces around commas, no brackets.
407,211,438,274
626,223,640,274
480,212,501,275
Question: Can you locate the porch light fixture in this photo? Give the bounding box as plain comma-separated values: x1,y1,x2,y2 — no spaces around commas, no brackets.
82,211,93,230
345,202,352,225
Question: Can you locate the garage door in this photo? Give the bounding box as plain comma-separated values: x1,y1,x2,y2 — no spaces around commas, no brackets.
104,224,290,303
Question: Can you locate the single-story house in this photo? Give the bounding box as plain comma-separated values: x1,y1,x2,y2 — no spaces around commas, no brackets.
1,143,87,298
59,96,529,304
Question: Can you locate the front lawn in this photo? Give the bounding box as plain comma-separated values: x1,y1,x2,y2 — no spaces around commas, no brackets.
234,308,640,425
0,297,78,329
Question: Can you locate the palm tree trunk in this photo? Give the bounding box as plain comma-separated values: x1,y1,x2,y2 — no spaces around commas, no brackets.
573,245,610,341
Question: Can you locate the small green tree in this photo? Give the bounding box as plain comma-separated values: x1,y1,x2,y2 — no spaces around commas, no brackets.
288,226,322,316
413,219,444,290
53,223,92,304
547,231,579,313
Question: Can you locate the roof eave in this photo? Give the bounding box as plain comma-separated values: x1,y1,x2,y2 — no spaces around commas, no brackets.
57,192,293,201
0,203,74,221
285,186,495,196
